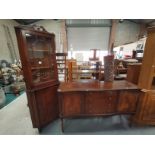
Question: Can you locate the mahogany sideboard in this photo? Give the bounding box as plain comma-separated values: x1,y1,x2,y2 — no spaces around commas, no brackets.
58,80,140,132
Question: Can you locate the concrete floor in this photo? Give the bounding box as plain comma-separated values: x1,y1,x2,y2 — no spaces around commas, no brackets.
1,92,155,135
0,93,38,135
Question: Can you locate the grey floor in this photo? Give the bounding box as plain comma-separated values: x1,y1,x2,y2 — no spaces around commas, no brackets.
1,92,155,135
41,116,155,135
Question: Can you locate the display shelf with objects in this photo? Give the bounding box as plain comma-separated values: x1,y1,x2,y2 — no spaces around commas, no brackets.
67,60,103,81
56,52,68,82
15,25,59,131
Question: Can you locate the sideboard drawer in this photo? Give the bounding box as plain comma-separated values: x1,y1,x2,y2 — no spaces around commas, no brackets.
85,91,117,114
62,92,82,117
117,91,139,113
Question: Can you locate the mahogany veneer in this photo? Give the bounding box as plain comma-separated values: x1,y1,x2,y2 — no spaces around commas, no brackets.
58,80,140,132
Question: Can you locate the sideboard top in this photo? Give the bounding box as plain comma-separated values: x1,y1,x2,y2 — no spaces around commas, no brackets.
58,80,140,92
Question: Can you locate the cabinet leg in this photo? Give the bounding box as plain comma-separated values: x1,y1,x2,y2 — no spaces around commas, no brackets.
128,116,134,128
38,128,42,133
119,115,122,123
129,121,133,128
61,118,64,132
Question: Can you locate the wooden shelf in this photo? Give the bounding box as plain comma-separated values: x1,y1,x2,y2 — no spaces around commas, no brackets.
58,67,66,69
57,63,65,64
56,53,68,56
58,73,66,74
56,59,66,61
31,66,51,70
29,49,50,52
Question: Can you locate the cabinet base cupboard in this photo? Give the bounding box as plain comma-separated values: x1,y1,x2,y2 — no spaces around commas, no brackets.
15,26,59,131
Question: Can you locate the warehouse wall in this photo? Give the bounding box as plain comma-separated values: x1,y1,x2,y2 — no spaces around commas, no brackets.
0,19,20,63
115,20,140,46
33,19,61,52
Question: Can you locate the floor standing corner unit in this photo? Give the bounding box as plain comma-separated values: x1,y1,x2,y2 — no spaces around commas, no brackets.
15,26,59,131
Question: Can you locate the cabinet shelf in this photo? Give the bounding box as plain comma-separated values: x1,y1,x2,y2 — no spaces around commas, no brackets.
29,49,50,52
31,66,51,70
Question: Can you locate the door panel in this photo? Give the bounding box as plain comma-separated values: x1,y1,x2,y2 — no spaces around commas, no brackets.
85,91,117,114
62,92,82,117
142,91,155,121
35,85,59,126
118,91,138,113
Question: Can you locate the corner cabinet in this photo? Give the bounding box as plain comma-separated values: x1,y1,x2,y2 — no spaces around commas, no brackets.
15,26,59,131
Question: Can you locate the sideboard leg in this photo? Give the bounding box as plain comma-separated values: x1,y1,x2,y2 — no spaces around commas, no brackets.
61,118,64,133
119,115,122,123
38,127,42,133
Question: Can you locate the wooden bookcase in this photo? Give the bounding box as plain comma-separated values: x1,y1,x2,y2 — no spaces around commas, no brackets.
15,26,59,131
56,52,68,82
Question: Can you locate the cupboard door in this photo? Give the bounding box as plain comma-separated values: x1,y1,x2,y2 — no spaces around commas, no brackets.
85,91,117,114
35,85,59,127
118,91,139,113
62,93,82,117
142,91,155,121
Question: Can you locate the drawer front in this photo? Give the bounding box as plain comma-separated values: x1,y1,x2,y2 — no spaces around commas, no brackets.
62,92,82,117
85,91,117,114
118,90,139,113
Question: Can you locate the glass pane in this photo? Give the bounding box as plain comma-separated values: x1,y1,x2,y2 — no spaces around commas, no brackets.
25,33,55,84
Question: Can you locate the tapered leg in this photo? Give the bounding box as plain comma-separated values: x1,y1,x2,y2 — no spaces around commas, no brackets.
38,127,42,133
119,115,122,123
61,118,64,132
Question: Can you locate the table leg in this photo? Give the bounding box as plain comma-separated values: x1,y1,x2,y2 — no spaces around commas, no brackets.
119,115,122,123
61,118,64,132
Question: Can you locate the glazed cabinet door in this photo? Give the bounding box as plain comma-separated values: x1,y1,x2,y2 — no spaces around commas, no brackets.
24,31,58,87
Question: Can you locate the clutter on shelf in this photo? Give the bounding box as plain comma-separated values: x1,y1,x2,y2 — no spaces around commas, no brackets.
0,59,24,85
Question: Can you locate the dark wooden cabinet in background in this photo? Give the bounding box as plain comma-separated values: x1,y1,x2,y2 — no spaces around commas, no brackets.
15,26,59,130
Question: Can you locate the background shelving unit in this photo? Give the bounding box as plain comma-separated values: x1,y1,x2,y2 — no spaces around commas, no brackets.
56,53,68,82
